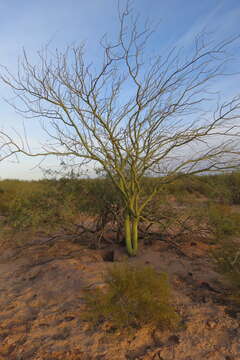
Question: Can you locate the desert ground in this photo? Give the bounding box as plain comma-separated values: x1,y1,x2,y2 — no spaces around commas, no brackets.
0,176,240,359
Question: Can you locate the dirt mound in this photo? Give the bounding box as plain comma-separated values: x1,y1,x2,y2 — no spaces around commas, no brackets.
0,236,239,359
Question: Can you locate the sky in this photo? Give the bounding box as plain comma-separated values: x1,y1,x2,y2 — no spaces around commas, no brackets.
0,0,240,179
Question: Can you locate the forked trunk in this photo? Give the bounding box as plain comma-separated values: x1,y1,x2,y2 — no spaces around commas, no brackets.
124,213,139,256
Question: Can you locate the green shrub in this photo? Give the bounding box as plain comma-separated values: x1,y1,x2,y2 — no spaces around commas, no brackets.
207,204,240,239
201,172,240,204
212,239,240,303
213,240,240,287
8,186,77,231
225,172,240,205
0,180,33,215
78,178,122,215
82,263,179,331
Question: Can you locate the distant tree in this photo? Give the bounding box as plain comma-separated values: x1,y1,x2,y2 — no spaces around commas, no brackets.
1,2,240,255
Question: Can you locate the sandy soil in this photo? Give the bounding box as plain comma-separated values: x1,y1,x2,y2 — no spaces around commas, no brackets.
0,233,240,360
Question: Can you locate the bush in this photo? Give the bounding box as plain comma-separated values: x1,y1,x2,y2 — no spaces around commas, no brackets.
78,178,122,215
207,204,240,239
8,186,77,231
225,172,240,204
200,172,240,204
212,239,240,303
0,180,35,215
82,263,179,331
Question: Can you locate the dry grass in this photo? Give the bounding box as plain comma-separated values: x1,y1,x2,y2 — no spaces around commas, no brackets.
82,263,180,331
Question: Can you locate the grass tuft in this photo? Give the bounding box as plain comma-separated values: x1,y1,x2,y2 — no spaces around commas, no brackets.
82,263,180,331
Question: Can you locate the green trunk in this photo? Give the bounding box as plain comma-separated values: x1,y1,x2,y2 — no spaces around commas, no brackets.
124,213,139,256
124,213,133,255
132,217,139,256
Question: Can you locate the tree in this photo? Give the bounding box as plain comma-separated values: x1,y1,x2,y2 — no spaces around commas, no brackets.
0,2,240,255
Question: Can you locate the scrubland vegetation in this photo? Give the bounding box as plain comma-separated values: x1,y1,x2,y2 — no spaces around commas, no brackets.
82,263,180,331
0,171,240,330
1,171,240,232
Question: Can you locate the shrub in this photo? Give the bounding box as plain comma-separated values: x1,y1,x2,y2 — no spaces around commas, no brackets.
8,186,77,231
207,204,240,239
0,180,33,215
212,239,240,303
82,263,179,331
79,178,122,215
201,172,240,204
226,171,240,205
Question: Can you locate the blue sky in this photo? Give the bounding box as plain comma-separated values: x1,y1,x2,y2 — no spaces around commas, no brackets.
0,0,240,179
